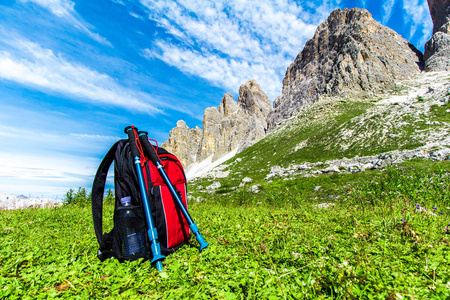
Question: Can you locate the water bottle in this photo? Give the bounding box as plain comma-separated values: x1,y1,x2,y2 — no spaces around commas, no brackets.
117,196,146,259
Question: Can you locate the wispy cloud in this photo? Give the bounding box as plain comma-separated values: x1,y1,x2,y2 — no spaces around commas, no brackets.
402,0,433,47
0,124,106,197
129,11,143,19
0,34,163,115
0,154,94,183
139,0,331,100
0,124,117,155
21,0,77,18
69,133,123,141
142,42,279,99
381,0,396,24
19,0,111,45
0,151,97,198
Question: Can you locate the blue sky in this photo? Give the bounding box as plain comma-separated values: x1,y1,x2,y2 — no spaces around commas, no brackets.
0,0,432,198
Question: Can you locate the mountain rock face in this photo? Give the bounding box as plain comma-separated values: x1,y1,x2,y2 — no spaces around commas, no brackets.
162,80,272,168
161,120,203,168
267,8,424,129
424,0,450,71
428,0,450,34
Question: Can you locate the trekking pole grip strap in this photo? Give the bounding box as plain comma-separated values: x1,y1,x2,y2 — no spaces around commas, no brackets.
138,131,161,164
124,126,140,158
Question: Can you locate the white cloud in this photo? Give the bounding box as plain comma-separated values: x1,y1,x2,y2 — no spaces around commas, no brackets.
20,0,111,45
0,153,94,183
139,0,329,100
382,0,396,24
143,42,280,100
129,12,143,19
0,124,117,155
402,0,433,47
24,0,75,18
0,36,163,114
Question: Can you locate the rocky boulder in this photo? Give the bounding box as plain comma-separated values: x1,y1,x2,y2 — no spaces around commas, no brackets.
268,8,424,129
424,0,450,71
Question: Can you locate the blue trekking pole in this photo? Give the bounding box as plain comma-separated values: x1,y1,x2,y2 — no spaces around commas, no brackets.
124,126,165,271
138,131,209,251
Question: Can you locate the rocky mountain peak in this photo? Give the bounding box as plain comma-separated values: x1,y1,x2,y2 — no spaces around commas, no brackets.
161,120,203,168
176,120,188,128
268,8,424,129
238,80,272,121
162,80,272,169
218,93,239,116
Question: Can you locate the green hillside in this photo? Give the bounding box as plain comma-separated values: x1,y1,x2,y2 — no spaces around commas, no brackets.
191,72,450,192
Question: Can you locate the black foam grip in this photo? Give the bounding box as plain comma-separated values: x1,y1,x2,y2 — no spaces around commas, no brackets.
138,132,161,165
124,126,140,158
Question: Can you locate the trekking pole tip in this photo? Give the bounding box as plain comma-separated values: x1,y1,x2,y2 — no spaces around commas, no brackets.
190,223,209,251
198,238,210,252
156,260,163,272
151,254,165,271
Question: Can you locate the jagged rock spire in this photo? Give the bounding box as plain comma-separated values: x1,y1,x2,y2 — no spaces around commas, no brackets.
162,80,272,168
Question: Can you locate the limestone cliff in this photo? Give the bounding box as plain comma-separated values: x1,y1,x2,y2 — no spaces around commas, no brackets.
267,8,424,129
424,0,450,71
162,80,272,168
161,120,202,168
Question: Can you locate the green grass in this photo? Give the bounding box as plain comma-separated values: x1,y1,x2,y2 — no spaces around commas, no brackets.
1,160,450,299
429,103,450,123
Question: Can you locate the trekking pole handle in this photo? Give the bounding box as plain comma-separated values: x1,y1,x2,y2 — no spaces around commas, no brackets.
124,125,165,270
137,131,161,164
124,126,140,158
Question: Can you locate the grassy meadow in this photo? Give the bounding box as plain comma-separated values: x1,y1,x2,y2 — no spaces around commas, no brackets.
1,160,450,299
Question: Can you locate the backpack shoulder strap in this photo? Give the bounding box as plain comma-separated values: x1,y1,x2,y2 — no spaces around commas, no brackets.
91,140,121,251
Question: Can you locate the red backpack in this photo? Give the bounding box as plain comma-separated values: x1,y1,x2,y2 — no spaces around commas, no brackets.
91,139,190,261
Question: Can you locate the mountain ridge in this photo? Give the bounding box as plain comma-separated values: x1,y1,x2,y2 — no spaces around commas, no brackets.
163,3,450,173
